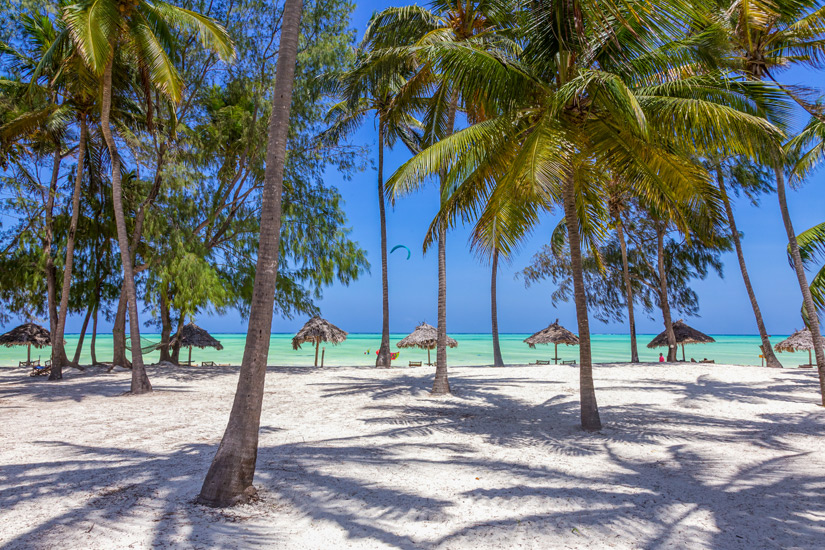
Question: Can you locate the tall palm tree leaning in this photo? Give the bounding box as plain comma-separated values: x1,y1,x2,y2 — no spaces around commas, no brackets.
713,0,825,381
198,0,303,507
387,0,783,430
63,0,234,393
322,55,419,368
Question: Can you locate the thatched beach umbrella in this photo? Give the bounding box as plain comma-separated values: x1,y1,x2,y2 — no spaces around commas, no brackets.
0,323,55,365
396,322,457,365
292,316,347,366
774,328,818,366
175,322,223,365
647,319,715,361
524,319,579,362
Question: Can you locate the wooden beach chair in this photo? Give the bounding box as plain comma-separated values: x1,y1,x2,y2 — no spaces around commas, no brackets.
562,359,577,365
533,359,551,365
201,361,216,366
408,361,422,367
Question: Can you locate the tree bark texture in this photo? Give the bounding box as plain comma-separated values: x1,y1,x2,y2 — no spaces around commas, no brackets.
775,167,825,403
51,112,89,378
491,248,504,367
71,304,93,365
656,223,678,362
716,168,782,368
198,0,304,507
615,217,639,363
562,175,601,431
376,123,391,368
100,57,152,394
433,93,459,394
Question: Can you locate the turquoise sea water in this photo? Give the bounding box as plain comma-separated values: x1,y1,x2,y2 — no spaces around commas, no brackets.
0,332,802,367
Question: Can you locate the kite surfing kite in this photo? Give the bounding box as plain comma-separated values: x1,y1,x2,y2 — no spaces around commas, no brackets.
390,245,411,260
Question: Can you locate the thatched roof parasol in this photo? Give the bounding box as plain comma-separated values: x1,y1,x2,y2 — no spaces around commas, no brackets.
523,319,578,362
396,322,457,365
0,323,53,348
647,319,715,361
0,323,60,365
292,316,348,366
172,323,223,366
774,328,818,366
524,319,579,348
177,323,224,350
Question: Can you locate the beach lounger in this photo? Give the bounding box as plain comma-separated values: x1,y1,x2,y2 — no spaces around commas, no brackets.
201,361,216,366
29,362,51,377
408,361,422,367
533,360,550,365
178,360,193,366
562,359,577,365
799,364,814,368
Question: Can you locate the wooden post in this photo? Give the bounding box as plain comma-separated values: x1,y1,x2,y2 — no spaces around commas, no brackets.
314,340,320,366
321,347,325,367
27,343,31,365
682,344,685,362
427,348,431,365
188,346,193,366
555,343,558,362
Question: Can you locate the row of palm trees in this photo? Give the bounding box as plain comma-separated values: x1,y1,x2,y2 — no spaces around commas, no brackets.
328,0,825,427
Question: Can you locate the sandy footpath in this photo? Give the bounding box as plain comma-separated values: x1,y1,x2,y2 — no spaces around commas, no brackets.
0,362,823,549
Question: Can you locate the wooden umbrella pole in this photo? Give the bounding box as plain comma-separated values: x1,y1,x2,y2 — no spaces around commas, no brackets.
555,343,558,362
427,348,431,365
188,346,193,366
682,344,685,362
27,343,31,364
314,339,320,366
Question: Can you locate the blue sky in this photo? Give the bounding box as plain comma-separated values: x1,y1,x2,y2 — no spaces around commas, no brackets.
66,1,825,335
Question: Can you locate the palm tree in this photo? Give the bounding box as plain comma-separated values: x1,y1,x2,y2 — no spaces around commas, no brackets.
365,0,510,393
63,0,234,393
712,160,784,367
387,0,782,430
711,0,825,377
198,0,303,507
323,54,419,368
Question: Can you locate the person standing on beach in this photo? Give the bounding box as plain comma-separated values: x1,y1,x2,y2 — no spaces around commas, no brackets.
659,353,665,363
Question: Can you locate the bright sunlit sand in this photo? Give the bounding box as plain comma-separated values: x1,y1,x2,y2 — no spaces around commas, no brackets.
1,362,823,549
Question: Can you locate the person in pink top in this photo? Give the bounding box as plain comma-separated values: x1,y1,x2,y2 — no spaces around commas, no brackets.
658,353,665,363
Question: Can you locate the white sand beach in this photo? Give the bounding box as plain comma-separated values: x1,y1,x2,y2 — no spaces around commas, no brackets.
1,362,823,549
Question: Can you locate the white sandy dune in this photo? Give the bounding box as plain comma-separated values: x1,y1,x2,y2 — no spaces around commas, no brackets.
1,362,823,549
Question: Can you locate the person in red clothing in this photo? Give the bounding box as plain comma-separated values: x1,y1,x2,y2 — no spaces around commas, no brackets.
658,353,665,363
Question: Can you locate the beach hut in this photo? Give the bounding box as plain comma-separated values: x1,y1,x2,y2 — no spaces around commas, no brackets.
396,322,457,365
647,319,715,361
292,316,347,366
0,323,56,366
175,322,224,366
524,319,579,363
774,328,818,367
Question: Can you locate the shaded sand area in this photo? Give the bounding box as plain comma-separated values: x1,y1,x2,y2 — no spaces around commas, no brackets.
1,362,823,549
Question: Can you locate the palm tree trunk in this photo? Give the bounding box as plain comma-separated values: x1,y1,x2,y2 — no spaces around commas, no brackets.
44,150,69,374
90,304,98,365
775,167,825,403
159,286,173,363
656,222,678,362
615,217,639,363
491,248,504,367
50,112,89,378
199,0,304,507
111,292,130,368
562,175,601,431
433,93,459,395
71,304,93,365
171,314,186,364
100,57,151,394
716,168,782,368
376,123,391,368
